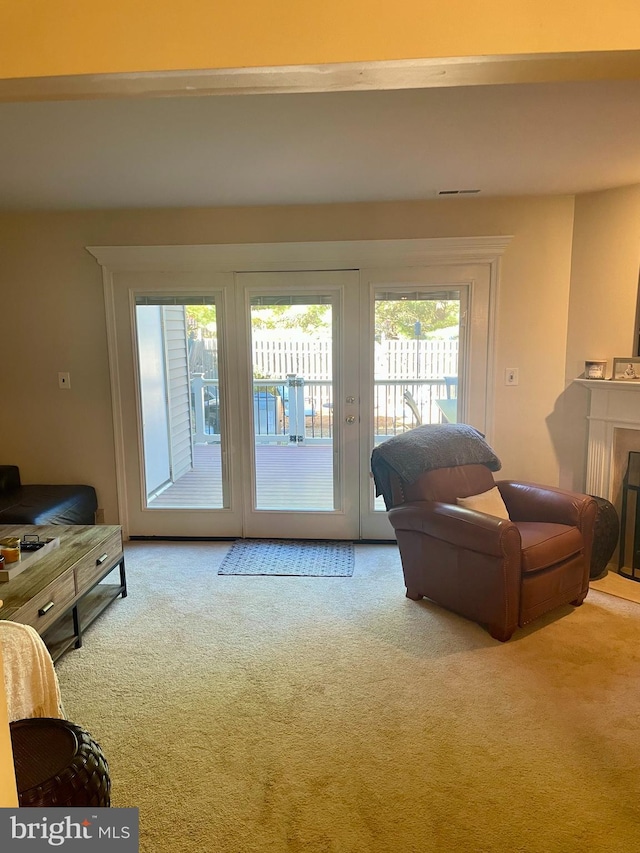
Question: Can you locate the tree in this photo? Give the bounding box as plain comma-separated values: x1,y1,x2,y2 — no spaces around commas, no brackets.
251,305,331,334
186,305,217,336
375,299,459,339
185,298,459,340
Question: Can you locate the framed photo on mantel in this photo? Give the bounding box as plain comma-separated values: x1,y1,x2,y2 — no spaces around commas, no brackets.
612,357,640,380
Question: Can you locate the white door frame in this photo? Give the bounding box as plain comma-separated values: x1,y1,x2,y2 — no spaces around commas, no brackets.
235,271,360,539
105,270,242,538
91,236,511,538
359,264,492,540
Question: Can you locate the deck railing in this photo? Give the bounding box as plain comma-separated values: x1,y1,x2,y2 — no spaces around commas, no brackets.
191,374,457,444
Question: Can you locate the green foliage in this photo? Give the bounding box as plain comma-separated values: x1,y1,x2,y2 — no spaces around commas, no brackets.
186,305,217,335
186,299,459,340
251,305,331,333
375,300,459,339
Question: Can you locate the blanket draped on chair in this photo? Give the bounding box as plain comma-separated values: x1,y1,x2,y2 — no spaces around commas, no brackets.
0,620,64,722
371,423,501,510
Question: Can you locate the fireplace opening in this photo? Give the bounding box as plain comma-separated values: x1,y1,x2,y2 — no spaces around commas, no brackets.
618,451,640,581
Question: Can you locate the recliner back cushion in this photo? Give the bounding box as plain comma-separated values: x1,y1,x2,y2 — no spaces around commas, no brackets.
398,464,497,504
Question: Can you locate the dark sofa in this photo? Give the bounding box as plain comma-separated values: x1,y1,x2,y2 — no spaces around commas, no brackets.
0,466,97,525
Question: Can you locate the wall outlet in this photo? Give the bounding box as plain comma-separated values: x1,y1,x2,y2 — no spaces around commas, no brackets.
58,372,71,389
505,368,519,386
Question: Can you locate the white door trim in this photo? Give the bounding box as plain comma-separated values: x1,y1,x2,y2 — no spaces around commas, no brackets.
92,236,511,536
88,236,511,272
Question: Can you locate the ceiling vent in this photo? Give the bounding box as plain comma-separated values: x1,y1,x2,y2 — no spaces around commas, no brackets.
437,189,481,196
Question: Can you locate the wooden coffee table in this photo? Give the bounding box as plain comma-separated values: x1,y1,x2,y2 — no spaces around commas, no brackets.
0,524,126,661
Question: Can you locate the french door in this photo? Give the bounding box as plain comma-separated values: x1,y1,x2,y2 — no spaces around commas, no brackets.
359,266,478,540
235,272,361,538
109,262,489,540
113,271,360,538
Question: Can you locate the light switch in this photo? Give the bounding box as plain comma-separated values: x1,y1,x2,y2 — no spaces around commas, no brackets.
505,368,519,386
58,372,71,389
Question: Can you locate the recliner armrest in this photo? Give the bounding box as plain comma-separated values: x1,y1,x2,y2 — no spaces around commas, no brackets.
497,481,597,531
389,500,522,557
0,465,21,493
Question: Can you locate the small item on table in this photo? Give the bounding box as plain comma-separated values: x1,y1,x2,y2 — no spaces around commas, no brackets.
20,535,48,552
0,537,21,563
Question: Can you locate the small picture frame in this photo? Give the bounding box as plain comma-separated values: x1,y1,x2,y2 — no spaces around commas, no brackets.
612,357,640,380
584,359,607,379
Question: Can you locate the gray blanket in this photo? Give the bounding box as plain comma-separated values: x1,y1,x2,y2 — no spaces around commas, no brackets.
371,424,501,509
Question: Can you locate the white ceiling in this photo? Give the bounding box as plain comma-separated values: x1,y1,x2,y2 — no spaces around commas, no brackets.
1,78,640,211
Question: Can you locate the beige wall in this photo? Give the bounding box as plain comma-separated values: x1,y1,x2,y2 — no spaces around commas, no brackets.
559,185,640,490
566,185,640,380
2,2,640,79
1,194,579,523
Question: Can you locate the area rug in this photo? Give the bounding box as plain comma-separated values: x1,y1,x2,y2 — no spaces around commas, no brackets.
217,538,355,576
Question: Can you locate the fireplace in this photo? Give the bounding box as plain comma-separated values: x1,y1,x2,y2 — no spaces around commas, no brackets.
576,378,640,575
617,451,640,579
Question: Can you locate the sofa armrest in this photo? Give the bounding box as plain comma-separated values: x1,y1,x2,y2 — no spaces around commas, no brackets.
497,481,597,532
0,465,21,492
388,500,522,557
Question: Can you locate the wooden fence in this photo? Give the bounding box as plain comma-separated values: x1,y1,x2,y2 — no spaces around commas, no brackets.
251,337,458,380
187,329,460,444
191,336,458,381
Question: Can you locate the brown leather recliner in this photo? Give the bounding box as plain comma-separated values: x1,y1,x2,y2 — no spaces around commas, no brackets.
386,462,598,642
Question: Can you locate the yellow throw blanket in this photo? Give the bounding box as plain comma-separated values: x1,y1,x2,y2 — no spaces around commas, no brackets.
0,621,64,722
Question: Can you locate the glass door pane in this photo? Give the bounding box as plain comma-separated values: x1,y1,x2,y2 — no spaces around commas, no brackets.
250,295,335,511
372,289,462,511
135,296,229,510
360,264,492,542
374,289,461,432
238,270,360,540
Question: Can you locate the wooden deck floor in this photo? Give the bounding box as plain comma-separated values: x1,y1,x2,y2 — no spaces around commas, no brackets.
148,443,341,511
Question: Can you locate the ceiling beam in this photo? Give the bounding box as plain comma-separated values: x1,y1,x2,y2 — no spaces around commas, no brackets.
2,50,640,103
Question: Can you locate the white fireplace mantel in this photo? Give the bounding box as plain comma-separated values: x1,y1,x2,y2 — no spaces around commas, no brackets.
575,379,640,499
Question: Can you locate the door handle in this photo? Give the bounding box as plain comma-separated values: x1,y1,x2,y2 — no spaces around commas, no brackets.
345,416,356,424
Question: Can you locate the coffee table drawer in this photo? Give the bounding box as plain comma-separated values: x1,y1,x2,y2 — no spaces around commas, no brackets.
13,570,76,633
75,530,123,593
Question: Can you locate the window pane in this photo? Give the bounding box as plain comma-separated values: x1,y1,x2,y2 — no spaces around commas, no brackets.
136,300,227,509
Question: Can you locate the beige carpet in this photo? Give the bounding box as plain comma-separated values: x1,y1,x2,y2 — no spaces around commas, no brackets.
590,569,640,604
56,542,640,853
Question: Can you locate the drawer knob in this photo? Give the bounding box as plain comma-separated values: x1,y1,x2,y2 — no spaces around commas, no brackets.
96,553,109,566
38,601,55,616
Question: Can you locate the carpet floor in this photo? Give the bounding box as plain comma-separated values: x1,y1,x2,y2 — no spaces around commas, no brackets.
590,569,640,604
56,542,640,853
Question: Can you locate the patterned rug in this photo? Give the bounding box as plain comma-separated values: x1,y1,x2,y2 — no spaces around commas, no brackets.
218,539,355,576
